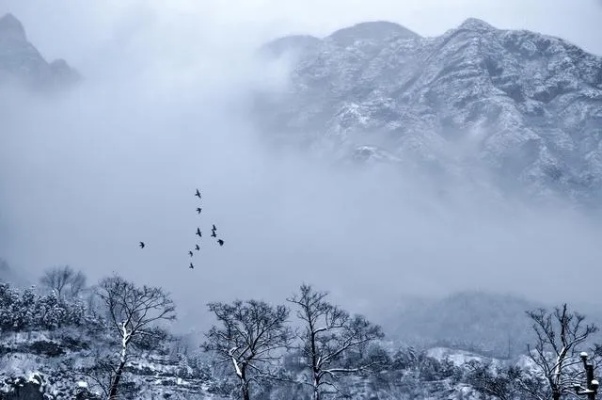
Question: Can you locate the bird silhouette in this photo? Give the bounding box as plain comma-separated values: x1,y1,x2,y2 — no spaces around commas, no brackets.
139,242,145,249
189,262,194,269
195,244,200,251
217,239,224,246
211,231,217,238
196,207,202,214
188,251,193,257
196,228,202,237
212,224,217,231
195,189,201,199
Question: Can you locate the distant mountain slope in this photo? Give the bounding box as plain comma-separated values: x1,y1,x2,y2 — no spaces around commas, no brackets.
0,13,79,89
256,19,602,205
384,291,541,357
382,291,602,358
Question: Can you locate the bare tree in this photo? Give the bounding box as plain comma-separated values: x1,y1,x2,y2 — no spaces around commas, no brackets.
39,265,86,299
526,304,598,400
202,299,292,400
287,284,384,400
98,275,176,400
85,349,120,399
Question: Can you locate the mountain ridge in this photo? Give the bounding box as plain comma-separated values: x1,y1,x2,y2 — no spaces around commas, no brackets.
257,18,602,207
0,13,26,41
0,13,80,90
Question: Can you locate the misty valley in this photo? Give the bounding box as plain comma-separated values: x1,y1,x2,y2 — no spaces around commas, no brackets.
1,6,602,400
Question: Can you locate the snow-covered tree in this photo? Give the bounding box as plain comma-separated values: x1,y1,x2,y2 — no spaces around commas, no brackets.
33,291,88,329
0,283,22,331
98,275,176,400
287,284,384,400
526,304,598,400
0,282,89,332
202,299,292,400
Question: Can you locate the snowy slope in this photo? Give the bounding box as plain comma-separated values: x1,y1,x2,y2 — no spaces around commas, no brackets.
0,328,229,400
256,19,602,205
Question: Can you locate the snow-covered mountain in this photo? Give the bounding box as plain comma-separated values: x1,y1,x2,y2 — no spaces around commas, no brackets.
0,13,79,89
256,19,602,205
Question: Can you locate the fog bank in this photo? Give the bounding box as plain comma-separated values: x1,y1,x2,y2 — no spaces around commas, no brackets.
1,1,602,331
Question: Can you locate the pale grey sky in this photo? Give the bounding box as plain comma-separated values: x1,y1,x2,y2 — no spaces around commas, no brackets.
1,0,601,69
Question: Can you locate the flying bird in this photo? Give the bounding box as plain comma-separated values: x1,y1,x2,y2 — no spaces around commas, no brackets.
196,228,202,237
211,231,217,238
188,251,193,257
195,244,200,251
195,189,201,199
139,242,145,249
212,224,217,231
189,262,194,269
217,239,224,246
196,207,202,214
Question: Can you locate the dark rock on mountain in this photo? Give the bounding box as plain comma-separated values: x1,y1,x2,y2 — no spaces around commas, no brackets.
257,18,602,206
3,379,45,400
0,13,80,90
0,13,26,41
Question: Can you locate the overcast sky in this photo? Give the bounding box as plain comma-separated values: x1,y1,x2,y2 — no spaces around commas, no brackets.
1,0,601,67
1,0,602,331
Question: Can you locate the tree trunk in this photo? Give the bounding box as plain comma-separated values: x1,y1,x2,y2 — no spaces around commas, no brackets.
241,382,251,400
108,359,126,400
239,364,251,400
108,323,131,399
313,374,320,400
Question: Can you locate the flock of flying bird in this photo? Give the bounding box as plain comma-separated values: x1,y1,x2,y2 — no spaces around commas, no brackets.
138,188,225,269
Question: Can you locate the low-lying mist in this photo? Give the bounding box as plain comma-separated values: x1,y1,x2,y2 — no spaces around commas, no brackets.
1,2,602,333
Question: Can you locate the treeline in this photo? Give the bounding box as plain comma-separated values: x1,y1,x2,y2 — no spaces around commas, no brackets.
1,265,601,400
0,283,88,331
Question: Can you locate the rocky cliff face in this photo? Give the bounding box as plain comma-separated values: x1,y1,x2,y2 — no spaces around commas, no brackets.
257,19,602,206
0,13,80,90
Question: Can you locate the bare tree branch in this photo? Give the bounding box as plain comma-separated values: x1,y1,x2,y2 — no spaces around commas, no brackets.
202,299,292,400
40,265,87,299
526,303,598,400
97,275,176,400
287,284,383,400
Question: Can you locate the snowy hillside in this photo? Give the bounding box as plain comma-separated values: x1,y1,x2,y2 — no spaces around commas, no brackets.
0,282,231,400
3,273,586,400
1,276,598,400
256,19,602,206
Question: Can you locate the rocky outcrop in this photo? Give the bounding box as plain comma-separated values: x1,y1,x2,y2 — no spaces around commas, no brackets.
257,18,602,205
0,13,80,90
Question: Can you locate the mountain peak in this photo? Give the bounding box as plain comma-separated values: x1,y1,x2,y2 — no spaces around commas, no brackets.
0,13,80,90
261,34,321,57
0,13,26,41
255,17,602,206
458,17,496,32
327,20,420,46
